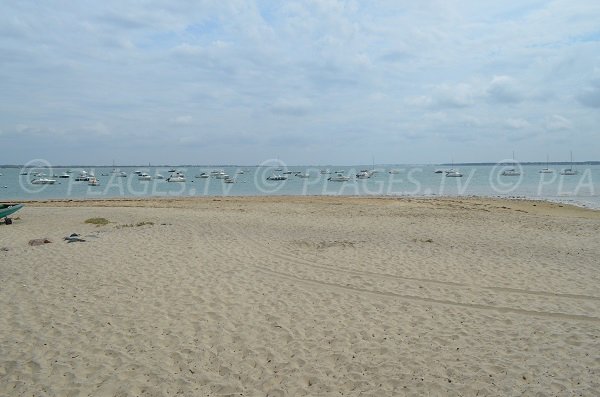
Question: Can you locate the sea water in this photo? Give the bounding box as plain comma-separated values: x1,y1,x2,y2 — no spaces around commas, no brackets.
1,163,598,209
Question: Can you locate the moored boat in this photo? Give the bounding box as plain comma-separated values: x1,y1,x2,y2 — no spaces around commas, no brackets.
166,172,186,182
267,174,287,181
31,178,57,184
328,174,350,182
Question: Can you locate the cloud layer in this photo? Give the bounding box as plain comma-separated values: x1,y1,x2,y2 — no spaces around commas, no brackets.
1,1,599,165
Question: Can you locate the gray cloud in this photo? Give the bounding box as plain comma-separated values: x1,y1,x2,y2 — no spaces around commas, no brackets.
1,1,599,164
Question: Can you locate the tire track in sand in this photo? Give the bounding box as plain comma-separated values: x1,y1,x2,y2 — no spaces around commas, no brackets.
215,222,600,302
199,223,600,323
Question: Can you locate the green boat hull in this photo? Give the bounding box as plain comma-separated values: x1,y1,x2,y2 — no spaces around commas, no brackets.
0,204,24,218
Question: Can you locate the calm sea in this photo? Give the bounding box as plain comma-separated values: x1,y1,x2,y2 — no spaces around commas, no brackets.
1,163,599,209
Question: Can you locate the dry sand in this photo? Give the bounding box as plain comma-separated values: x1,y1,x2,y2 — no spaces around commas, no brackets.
1,196,599,396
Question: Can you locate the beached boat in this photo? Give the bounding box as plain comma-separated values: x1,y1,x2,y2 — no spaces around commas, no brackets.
0,203,24,219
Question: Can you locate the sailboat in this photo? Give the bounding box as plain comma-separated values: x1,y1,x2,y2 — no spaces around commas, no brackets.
501,151,521,176
110,160,120,174
445,158,463,177
539,155,553,173
560,151,578,175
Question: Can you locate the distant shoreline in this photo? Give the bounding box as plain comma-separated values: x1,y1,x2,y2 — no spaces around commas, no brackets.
2,161,600,168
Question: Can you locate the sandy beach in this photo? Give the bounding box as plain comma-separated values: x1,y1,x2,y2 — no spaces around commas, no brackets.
1,196,599,396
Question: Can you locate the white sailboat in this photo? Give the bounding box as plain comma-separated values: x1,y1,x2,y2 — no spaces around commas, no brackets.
501,151,521,176
445,158,462,177
539,155,553,173
560,151,578,175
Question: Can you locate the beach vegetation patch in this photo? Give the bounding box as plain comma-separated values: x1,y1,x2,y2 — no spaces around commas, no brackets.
116,221,154,229
85,217,110,226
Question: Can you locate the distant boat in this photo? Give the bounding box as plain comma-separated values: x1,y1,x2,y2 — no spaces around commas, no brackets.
356,170,371,179
267,174,287,181
388,169,400,174
155,174,165,179
138,173,152,181
560,151,578,175
75,171,90,181
328,174,350,182
434,169,445,174
539,155,553,174
295,172,310,178
31,178,56,184
501,152,521,176
166,172,186,182
59,172,70,178
501,168,520,176
88,177,100,186
445,169,463,177
195,173,209,178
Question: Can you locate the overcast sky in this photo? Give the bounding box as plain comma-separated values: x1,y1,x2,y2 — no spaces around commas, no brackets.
1,1,599,165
